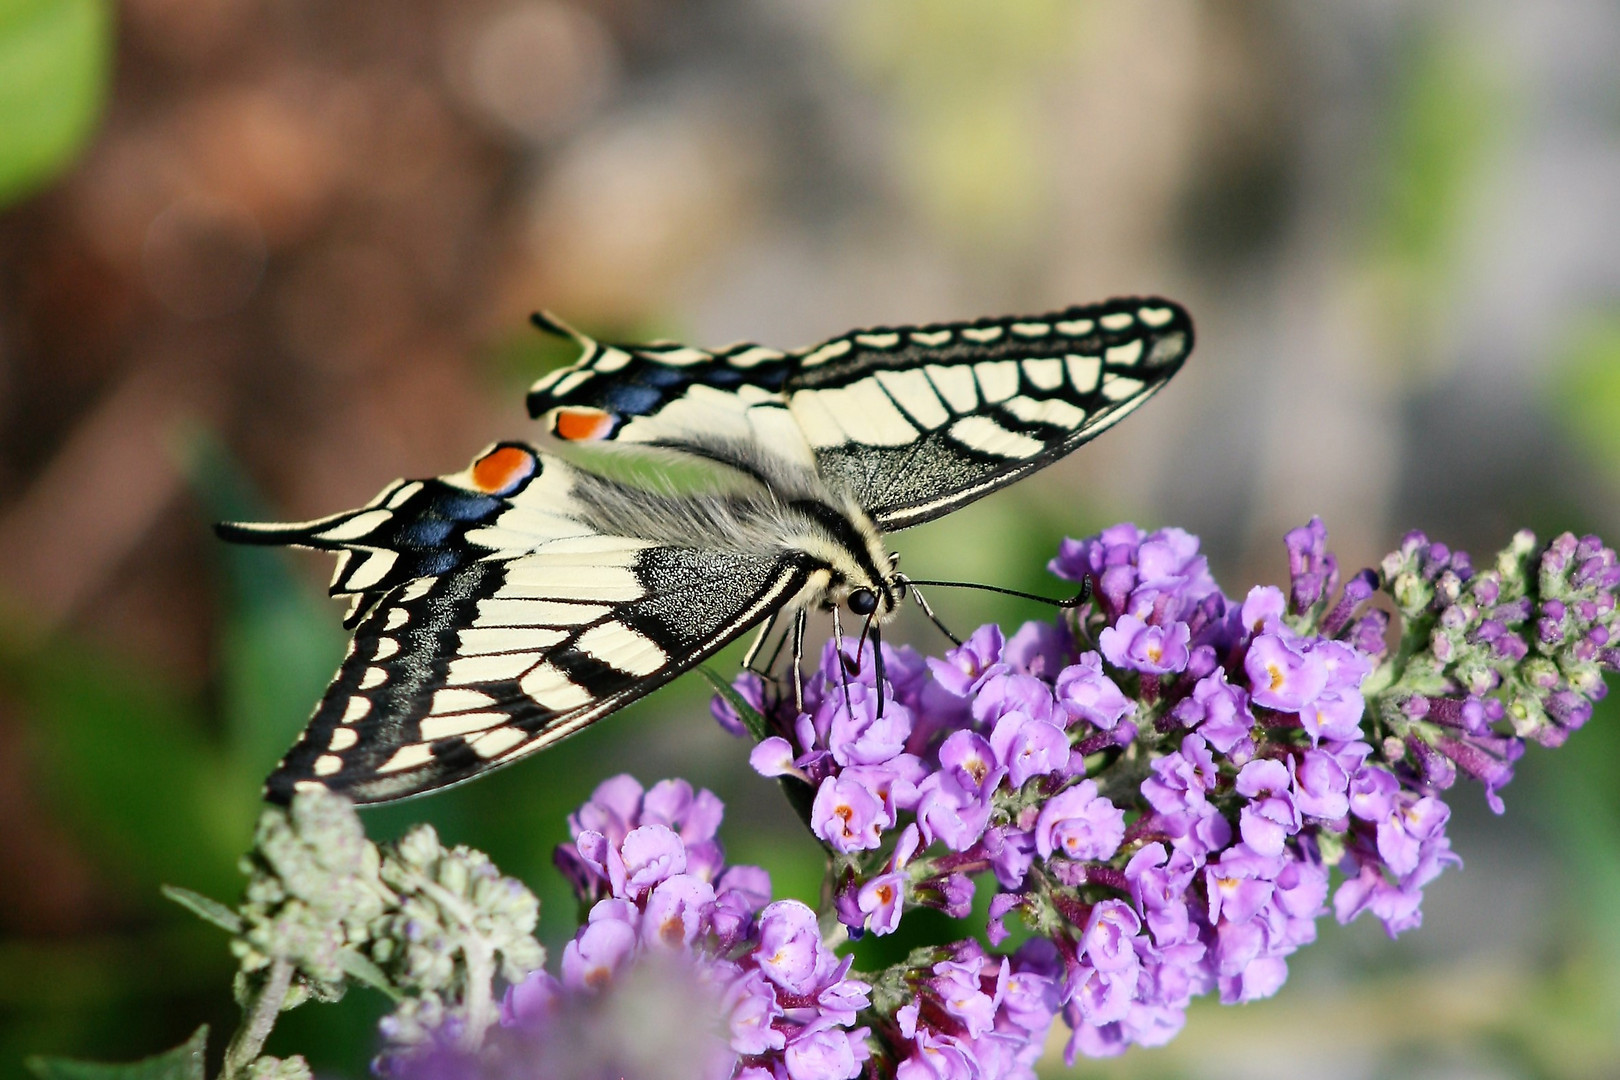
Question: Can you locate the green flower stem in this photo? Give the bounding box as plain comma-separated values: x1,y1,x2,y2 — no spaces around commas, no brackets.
223,958,292,1080
460,937,495,1053
404,869,495,1048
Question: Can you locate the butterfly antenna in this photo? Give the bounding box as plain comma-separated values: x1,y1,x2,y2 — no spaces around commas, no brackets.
902,576,1093,610
896,575,962,647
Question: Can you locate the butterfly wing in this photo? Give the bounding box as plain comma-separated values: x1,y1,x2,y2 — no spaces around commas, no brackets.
218,442,547,628
781,298,1193,529
221,444,815,803
524,299,1192,529
523,318,818,491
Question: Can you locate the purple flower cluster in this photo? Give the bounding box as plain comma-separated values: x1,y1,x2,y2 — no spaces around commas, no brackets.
517,776,872,1080
712,521,1620,1065
882,939,1063,1080
375,522,1617,1079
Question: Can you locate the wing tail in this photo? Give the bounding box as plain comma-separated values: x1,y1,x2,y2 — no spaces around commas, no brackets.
215,511,369,548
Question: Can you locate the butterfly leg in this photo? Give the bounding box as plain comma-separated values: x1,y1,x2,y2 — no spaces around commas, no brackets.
753,614,796,689
742,610,780,672
790,607,808,713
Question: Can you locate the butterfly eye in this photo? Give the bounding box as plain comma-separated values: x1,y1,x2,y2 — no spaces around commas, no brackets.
848,588,879,616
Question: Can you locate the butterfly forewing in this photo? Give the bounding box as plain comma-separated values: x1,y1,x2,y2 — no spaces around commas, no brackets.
781,299,1192,528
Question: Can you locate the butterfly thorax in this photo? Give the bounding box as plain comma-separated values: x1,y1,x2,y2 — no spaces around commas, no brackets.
565,467,900,623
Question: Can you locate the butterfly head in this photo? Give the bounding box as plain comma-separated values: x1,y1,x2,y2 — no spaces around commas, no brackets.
826,571,902,622
826,548,908,626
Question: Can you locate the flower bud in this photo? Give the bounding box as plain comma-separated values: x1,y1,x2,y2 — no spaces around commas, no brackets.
1522,658,1560,690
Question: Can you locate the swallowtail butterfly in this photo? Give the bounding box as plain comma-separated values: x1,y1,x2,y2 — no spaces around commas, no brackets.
221,298,1193,803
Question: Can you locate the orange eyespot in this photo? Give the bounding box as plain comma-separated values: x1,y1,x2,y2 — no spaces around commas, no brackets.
470,445,537,494
552,406,617,442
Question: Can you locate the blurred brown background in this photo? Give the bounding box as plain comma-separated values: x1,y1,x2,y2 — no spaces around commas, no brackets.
3,1,1620,1078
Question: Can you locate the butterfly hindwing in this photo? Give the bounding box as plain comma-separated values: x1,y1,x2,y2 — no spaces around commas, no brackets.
246,472,822,803
525,325,793,432
217,467,527,626
225,442,820,803
265,537,817,803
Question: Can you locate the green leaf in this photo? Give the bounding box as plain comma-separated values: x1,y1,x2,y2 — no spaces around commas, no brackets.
27,1026,208,1080
0,0,112,207
697,665,768,742
696,665,822,839
162,884,244,935
336,949,402,1003
4,630,252,900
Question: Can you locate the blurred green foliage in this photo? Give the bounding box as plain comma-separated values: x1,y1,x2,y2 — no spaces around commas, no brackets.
27,1028,206,1080
837,0,1076,248
1359,26,1511,376
1367,33,1503,273
1543,315,1620,1044
0,0,111,208
1,442,341,1080
182,432,349,781
1552,316,1620,489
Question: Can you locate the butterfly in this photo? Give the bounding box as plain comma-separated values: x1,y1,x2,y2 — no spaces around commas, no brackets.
220,298,1193,803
